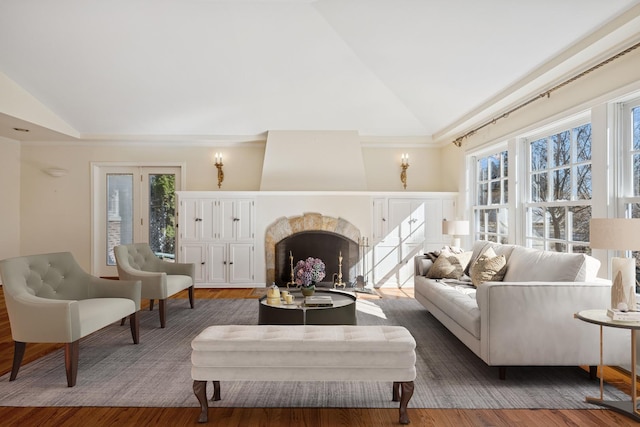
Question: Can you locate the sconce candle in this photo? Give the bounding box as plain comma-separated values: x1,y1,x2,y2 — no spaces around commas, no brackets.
400,153,410,189
214,152,224,189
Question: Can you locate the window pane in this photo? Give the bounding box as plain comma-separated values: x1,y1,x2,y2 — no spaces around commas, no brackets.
552,168,571,201
502,151,508,177
633,106,640,150
549,242,567,253
573,245,591,255
106,174,133,266
529,207,545,238
531,173,547,202
570,205,591,242
575,124,592,162
551,131,571,167
478,183,488,205
490,154,500,179
547,207,566,240
531,138,547,171
497,208,508,235
149,174,176,260
502,179,508,204
573,123,591,162
634,154,640,196
478,157,488,181
576,165,592,200
487,209,497,234
491,181,500,204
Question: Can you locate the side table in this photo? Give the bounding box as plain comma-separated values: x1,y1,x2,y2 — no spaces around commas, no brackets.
575,309,640,421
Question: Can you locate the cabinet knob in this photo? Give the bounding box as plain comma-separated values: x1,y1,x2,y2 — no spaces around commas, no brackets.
233,218,239,222
201,262,205,265
229,262,233,265
223,261,227,265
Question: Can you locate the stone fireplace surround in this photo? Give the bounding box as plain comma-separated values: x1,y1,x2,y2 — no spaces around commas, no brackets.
265,213,361,286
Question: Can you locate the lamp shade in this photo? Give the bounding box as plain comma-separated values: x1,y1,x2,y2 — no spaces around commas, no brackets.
442,220,470,236
590,218,640,251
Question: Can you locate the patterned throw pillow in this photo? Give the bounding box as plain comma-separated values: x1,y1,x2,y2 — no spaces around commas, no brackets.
470,247,507,287
426,249,472,280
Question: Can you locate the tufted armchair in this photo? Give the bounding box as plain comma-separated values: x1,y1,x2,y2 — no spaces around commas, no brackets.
114,243,195,328
0,252,141,387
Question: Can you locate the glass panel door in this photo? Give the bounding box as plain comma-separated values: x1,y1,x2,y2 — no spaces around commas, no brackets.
93,165,181,276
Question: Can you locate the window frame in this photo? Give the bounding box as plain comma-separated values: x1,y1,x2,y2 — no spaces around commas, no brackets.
521,117,593,253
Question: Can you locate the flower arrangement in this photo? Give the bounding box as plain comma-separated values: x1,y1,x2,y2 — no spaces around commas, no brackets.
293,257,326,287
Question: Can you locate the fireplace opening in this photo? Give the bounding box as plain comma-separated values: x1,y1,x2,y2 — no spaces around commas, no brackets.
275,231,358,288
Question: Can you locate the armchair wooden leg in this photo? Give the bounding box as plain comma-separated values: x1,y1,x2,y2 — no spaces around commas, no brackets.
149,299,155,311
10,341,26,381
120,317,126,326
65,340,79,387
189,285,195,309
159,299,167,328
130,311,140,344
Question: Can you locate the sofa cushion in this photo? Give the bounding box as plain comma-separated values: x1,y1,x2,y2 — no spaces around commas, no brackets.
416,277,480,338
502,246,600,282
470,248,507,287
426,249,472,280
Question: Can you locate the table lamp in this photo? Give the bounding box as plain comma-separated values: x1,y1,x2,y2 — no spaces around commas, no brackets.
442,219,469,248
589,218,640,310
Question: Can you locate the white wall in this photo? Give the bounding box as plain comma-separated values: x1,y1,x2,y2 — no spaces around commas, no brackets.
18,141,445,272
0,137,20,263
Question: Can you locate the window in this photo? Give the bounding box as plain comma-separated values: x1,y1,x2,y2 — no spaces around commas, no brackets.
524,122,592,253
472,150,508,243
619,99,640,266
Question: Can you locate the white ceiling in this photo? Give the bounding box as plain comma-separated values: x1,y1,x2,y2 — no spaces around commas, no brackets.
0,0,639,144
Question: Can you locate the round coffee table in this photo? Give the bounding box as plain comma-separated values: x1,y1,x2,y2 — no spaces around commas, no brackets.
258,289,357,325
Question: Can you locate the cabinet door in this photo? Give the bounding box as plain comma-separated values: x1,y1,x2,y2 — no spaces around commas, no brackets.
372,198,388,242
179,198,201,241
408,200,426,243
229,243,254,283
206,243,227,283
218,199,236,241
200,199,219,240
180,244,205,283
235,199,255,241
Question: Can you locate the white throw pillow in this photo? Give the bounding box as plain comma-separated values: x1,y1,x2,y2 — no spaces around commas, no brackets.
470,247,507,287
426,249,472,280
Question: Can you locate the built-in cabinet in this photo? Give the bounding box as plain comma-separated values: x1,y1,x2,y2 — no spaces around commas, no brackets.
371,196,456,287
177,192,255,288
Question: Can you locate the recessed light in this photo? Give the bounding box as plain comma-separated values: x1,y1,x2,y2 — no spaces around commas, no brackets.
13,127,29,132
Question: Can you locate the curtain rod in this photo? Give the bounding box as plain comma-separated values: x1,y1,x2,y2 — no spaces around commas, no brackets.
452,39,640,147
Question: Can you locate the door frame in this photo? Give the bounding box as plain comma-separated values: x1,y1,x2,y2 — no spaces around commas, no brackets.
90,162,186,276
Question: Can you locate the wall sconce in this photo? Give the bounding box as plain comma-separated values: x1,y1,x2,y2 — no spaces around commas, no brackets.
214,152,224,189
44,167,68,177
400,153,409,189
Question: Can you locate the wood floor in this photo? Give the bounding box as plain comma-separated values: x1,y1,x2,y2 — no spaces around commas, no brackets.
0,287,638,426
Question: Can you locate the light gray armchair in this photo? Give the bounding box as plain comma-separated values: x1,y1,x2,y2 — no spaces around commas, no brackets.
0,252,141,387
114,243,195,328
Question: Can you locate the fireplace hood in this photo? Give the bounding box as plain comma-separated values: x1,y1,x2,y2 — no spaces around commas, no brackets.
259,130,368,191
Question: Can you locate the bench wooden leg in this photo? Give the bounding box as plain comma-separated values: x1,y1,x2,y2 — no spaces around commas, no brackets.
193,380,208,423
393,381,414,425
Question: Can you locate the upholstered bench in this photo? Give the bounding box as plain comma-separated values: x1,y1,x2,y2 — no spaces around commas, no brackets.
191,324,417,424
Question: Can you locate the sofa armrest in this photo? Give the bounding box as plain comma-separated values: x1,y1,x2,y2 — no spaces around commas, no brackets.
475,279,628,366
88,277,142,310
7,294,80,343
158,261,195,281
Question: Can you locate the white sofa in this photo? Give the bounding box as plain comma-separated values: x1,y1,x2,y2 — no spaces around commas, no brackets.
414,241,630,378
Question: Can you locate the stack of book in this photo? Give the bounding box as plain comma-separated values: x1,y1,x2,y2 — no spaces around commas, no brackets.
304,295,333,307
606,308,640,321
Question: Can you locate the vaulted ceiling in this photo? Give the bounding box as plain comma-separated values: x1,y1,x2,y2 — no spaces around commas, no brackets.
1,0,639,144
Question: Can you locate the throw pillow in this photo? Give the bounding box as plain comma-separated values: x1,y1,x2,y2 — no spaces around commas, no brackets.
470,251,507,287
426,249,472,280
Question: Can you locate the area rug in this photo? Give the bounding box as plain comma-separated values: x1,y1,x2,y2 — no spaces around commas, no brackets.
0,297,626,409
